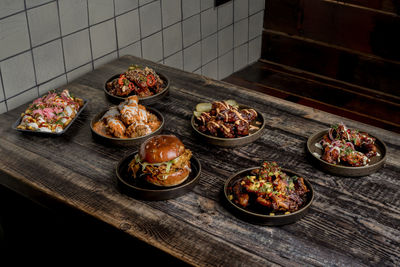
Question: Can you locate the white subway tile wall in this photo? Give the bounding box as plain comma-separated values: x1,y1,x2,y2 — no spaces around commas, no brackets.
183,41,201,72
182,14,200,48
0,12,30,60
164,51,183,70
217,1,233,30
163,22,183,57
0,0,264,113
114,0,138,15
0,0,25,19
201,33,217,65
59,0,88,35
27,2,61,46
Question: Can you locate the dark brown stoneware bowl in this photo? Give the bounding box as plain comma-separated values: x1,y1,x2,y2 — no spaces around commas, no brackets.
116,152,201,200
104,72,170,105
191,105,265,147
90,106,164,147
306,129,387,177
223,167,314,226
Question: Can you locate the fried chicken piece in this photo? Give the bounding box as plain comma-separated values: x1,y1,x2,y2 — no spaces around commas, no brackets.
233,182,250,208
235,120,249,136
210,101,231,115
206,121,220,136
363,143,377,158
240,108,257,121
321,146,340,164
218,121,236,138
125,124,151,138
106,117,126,138
195,112,212,125
340,150,369,167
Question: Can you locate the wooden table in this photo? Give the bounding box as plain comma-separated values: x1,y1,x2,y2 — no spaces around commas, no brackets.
1,55,399,266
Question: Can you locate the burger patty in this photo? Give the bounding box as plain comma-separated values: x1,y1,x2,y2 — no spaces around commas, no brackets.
130,149,192,180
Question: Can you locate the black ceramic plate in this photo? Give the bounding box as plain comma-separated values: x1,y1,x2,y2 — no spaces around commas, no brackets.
104,71,170,105
191,105,265,147
12,99,88,136
223,167,314,226
116,152,201,200
306,129,387,177
90,106,164,146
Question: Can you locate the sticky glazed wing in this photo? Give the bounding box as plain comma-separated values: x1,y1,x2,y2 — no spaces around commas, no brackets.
318,122,379,166
195,100,259,138
230,161,309,214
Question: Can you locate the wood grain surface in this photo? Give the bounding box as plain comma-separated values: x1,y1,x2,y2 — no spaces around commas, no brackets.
0,55,399,266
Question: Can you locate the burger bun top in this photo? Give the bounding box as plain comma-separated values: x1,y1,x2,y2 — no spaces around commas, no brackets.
139,135,185,163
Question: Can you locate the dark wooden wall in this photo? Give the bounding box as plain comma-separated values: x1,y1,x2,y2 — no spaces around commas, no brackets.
262,0,400,97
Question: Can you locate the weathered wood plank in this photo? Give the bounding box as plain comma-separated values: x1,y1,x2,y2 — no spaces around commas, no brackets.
0,55,399,266
0,139,274,267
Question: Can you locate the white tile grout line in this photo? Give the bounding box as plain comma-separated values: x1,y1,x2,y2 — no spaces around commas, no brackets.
247,0,250,70
232,0,235,76
113,0,120,59
180,0,185,70
24,0,39,100
138,2,144,58
0,0,55,21
86,0,95,72
216,3,220,79
199,4,203,75
56,0,68,82
159,0,165,63
0,68,7,110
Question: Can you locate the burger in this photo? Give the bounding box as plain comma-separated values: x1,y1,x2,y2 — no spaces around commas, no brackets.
129,135,192,187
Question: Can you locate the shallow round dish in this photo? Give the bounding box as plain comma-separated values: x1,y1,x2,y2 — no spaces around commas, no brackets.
306,129,387,177
90,106,164,146
116,152,201,200
191,105,265,147
223,167,314,226
104,71,170,105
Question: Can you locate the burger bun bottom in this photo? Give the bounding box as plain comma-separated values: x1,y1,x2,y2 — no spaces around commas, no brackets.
145,167,190,187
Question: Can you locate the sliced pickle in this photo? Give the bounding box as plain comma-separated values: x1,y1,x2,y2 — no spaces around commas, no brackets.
195,102,212,112
225,99,238,108
193,111,202,117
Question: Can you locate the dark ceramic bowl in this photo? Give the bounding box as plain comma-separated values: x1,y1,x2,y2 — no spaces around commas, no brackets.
104,72,170,105
13,99,88,136
306,129,387,177
191,105,265,147
116,152,201,200
90,106,164,146
223,167,314,226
